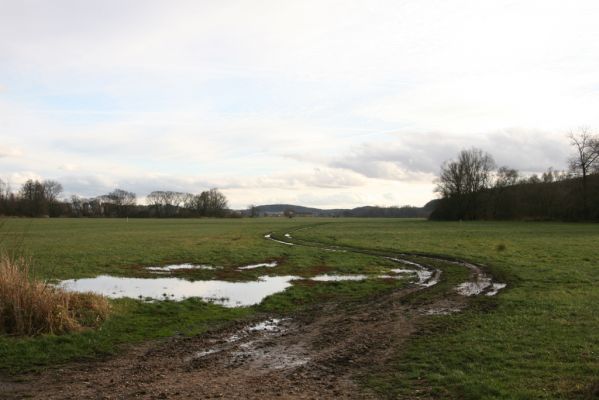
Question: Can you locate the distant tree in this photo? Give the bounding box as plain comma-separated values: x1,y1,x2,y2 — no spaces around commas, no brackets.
247,204,258,218
103,189,137,217
19,180,47,216
283,208,295,218
527,174,541,184
436,148,496,198
435,148,495,219
175,188,228,217
568,127,599,217
495,166,519,187
42,180,63,203
147,191,186,217
107,189,136,206
201,188,229,217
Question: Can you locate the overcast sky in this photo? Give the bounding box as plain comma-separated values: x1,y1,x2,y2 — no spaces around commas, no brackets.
2,0,599,208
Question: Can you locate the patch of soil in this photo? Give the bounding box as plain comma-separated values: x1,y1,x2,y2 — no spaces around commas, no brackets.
0,285,465,400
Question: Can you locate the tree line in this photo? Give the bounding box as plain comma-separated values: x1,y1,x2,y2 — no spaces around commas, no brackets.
431,128,599,221
0,181,233,218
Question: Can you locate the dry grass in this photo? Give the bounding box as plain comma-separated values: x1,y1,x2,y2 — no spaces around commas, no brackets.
0,253,110,336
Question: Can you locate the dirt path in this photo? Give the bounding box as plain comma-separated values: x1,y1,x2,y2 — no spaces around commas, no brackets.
0,229,501,399
2,285,464,399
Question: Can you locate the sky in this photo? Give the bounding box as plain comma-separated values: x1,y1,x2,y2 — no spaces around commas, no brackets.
2,0,599,209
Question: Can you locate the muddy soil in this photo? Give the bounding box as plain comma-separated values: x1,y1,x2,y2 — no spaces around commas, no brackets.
0,284,467,400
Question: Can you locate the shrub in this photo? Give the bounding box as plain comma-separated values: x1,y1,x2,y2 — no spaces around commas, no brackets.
0,253,110,336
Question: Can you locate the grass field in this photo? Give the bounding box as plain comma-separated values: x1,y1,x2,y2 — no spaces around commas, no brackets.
1,218,598,399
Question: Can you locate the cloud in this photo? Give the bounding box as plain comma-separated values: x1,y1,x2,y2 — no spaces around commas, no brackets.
320,128,572,181
0,145,22,158
1,1,598,208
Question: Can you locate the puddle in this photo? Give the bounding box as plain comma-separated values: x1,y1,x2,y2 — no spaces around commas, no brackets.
264,233,294,246
146,264,217,272
189,318,308,370
389,268,418,275
247,318,285,332
59,275,299,307
311,274,368,282
238,261,278,270
59,272,402,307
455,277,492,296
485,283,506,296
387,258,440,287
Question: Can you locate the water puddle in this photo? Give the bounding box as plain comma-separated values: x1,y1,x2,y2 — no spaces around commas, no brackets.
247,318,286,332
485,283,507,296
264,233,294,246
455,277,492,296
59,271,407,307
146,264,217,272
387,257,440,287
59,275,299,307
189,318,308,370
311,274,368,281
238,261,278,270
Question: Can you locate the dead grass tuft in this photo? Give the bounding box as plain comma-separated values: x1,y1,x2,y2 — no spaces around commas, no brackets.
0,253,110,336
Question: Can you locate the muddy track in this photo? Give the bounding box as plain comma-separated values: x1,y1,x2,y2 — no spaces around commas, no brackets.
0,225,504,400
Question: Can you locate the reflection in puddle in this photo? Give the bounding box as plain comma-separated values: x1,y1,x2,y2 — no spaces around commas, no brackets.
238,261,278,270
455,278,492,296
59,272,409,307
264,233,294,246
485,283,506,296
146,264,217,272
59,275,299,307
311,274,368,281
387,258,439,287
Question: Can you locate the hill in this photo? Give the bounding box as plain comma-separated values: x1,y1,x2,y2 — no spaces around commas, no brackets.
243,203,434,218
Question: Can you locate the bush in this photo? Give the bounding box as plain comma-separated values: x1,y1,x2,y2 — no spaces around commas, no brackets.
0,254,110,336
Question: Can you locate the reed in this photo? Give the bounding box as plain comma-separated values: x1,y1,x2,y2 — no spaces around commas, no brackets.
0,253,110,336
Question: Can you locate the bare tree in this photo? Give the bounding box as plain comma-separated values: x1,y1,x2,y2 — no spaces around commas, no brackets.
495,166,519,188
107,189,136,206
435,148,496,219
42,180,63,203
568,127,599,217
436,148,496,198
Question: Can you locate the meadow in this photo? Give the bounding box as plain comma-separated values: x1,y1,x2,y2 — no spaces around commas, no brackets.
0,218,598,399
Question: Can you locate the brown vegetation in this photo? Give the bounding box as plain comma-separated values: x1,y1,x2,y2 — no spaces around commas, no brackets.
0,254,110,336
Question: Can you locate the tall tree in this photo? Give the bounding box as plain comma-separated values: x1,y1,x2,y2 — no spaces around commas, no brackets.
435,148,496,219
568,127,599,217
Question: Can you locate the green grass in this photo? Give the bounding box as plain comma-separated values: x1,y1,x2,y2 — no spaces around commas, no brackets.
292,220,599,399
1,218,598,399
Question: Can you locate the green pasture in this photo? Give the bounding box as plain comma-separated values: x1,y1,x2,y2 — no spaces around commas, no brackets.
0,218,597,399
